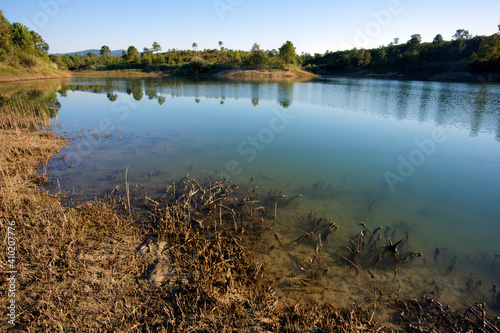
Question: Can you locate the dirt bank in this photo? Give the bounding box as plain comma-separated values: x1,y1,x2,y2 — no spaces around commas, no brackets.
71,70,165,77
218,68,318,80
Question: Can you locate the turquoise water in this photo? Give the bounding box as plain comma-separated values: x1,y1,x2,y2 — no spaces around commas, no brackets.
48,76,500,310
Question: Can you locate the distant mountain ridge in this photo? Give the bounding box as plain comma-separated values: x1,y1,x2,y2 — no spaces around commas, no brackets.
52,49,125,57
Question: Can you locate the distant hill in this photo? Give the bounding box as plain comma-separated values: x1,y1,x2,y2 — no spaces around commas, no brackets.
52,49,125,57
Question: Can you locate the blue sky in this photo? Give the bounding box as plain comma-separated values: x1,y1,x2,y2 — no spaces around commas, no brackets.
2,0,500,54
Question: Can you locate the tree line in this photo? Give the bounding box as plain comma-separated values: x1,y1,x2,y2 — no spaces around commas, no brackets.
302,28,500,74
49,27,500,76
49,40,299,73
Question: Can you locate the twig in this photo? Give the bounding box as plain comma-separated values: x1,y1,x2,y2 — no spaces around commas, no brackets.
342,256,360,274
125,166,131,218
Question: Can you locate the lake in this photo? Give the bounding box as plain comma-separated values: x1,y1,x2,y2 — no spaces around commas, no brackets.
39,76,500,311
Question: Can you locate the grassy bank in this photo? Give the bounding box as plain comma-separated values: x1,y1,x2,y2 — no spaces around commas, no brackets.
0,63,72,83
1,95,498,331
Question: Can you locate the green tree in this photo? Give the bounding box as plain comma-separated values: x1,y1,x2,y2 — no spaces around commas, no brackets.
408,34,422,45
126,45,139,61
152,41,161,53
100,45,111,57
453,29,472,40
11,23,33,50
433,34,444,46
232,50,242,65
472,34,500,64
250,43,268,67
378,47,387,66
362,49,372,67
251,42,260,53
218,41,224,51
279,40,296,64
141,53,152,65
190,56,209,73
30,30,48,54
192,42,198,51
0,11,12,56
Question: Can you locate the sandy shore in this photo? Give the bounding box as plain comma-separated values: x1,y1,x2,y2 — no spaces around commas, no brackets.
71,70,165,77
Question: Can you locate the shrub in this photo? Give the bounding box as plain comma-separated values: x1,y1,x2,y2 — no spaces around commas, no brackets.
189,56,210,73
18,52,38,67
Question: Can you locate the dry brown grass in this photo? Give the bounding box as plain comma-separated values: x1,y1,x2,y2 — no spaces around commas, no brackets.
0,100,148,331
1,98,498,332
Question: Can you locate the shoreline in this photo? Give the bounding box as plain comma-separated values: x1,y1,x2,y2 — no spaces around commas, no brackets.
0,65,72,83
2,66,499,85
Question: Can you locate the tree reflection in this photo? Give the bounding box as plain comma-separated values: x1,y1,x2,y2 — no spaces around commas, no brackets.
278,81,293,109
46,77,500,142
395,82,412,120
496,119,500,142
470,88,489,137
0,89,62,121
106,91,118,101
435,87,453,126
250,82,259,107
131,81,144,101
48,95,61,117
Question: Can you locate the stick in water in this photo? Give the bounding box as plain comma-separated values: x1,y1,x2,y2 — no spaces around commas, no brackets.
125,166,131,218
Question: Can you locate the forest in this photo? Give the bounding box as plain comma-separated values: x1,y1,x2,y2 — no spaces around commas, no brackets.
303,29,500,75
1,10,499,77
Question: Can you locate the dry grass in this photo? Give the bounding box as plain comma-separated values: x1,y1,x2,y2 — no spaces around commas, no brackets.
0,63,72,83
1,98,498,332
0,100,148,331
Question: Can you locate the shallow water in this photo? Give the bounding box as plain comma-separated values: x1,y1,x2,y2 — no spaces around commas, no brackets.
42,76,500,311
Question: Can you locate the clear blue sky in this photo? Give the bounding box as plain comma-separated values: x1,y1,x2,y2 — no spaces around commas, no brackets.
2,0,499,54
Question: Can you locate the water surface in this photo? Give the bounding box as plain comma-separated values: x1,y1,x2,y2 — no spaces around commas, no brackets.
43,76,500,311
